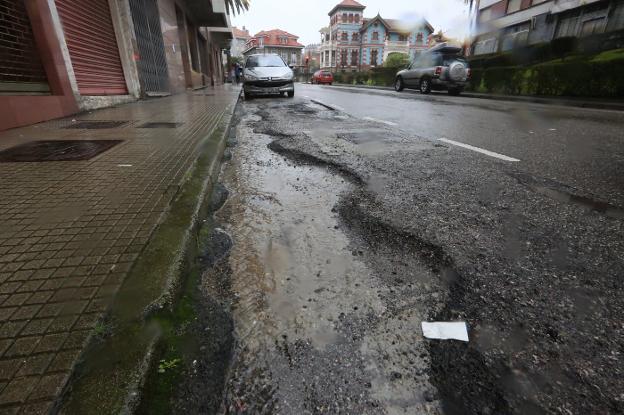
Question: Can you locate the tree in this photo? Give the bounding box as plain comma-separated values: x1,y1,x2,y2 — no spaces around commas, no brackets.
384,52,410,68
225,0,250,15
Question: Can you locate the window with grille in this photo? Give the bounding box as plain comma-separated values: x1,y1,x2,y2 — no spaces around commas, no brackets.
370,49,378,66
582,17,606,36
556,13,580,38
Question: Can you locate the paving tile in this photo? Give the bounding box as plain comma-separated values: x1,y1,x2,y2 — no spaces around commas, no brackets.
61,331,89,350
0,89,238,412
0,376,38,404
19,401,52,415
4,337,41,358
33,333,68,354
15,353,54,377
0,322,27,339
19,319,53,337
8,305,42,322
46,316,78,334
23,292,54,306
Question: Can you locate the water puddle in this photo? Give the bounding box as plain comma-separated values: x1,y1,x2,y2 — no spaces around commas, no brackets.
218,112,384,352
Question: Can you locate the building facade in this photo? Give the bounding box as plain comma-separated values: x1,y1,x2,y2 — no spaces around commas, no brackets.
0,0,233,131
319,0,434,72
243,29,304,66
231,26,251,57
472,0,624,55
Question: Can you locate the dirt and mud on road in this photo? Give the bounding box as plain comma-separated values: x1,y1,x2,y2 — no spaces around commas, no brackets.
195,96,623,415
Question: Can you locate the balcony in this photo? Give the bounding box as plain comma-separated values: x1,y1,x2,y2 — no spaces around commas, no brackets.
384,40,410,54
185,0,229,27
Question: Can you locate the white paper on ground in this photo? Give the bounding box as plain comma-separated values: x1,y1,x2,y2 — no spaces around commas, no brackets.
421,322,469,342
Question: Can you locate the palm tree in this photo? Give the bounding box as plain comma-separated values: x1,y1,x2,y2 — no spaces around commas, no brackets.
225,0,250,15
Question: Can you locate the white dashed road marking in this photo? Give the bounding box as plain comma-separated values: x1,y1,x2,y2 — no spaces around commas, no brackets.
362,116,398,127
438,138,520,162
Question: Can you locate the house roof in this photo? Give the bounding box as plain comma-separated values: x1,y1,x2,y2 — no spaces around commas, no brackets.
250,29,304,48
360,14,434,34
232,26,250,39
328,0,366,16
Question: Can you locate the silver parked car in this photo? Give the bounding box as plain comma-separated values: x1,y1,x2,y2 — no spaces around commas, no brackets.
243,54,295,99
394,43,470,96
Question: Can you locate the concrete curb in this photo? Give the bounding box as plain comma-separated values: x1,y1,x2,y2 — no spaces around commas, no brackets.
324,83,624,111
56,95,241,414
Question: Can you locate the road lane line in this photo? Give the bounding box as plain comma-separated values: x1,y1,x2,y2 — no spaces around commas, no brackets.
362,116,398,126
438,138,520,162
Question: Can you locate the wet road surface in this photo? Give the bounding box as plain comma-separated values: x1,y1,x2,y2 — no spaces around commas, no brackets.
214,104,443,414
199,88,623,415
299,83,624,206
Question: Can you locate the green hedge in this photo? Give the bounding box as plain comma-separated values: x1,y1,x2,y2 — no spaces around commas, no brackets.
334,68,397,87
468,52,624,97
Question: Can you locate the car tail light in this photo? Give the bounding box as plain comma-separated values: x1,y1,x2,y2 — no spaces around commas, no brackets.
466,68,471,78
434,66,442,76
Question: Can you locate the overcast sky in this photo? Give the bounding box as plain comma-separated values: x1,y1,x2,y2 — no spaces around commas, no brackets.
231,0,472,45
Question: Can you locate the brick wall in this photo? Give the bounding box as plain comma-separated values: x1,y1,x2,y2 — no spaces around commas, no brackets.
0,0,48,85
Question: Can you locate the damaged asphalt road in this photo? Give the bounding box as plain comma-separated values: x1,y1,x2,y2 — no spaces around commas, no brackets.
196,93,623,414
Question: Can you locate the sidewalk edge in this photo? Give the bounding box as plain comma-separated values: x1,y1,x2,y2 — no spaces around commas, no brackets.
56,94,241,415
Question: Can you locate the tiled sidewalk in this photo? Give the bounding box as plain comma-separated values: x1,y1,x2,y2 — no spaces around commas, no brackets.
0,86,240,414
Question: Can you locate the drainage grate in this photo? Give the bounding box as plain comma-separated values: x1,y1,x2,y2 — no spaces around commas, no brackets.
65,120,128,129
137,122,182,129
0,140,123,162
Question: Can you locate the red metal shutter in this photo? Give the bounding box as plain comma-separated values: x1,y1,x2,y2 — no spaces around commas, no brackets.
55,0,127,95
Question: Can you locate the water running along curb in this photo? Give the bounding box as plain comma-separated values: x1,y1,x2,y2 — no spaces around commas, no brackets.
56,99,241,414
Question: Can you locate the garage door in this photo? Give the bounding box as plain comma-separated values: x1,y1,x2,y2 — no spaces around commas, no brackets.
55,0,128,95
0,0,50,93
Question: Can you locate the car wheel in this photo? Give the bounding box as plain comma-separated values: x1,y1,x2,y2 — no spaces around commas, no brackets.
448,88,461,96
420,78,431,94
329,82,332,86
395,77,404,92
288,91,295,98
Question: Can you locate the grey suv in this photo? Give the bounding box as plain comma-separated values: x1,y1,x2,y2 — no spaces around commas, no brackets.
394,43,470,96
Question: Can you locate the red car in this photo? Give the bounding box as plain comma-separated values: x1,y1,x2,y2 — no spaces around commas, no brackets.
311,70,333,85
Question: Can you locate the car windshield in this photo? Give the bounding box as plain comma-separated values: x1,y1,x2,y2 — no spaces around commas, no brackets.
246,55,286,68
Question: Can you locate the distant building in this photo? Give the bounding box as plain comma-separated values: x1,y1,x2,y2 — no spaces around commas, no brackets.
303,44,322,71
319,0,434,72
243,29,304,66
231,26,251,58
472,0,624,56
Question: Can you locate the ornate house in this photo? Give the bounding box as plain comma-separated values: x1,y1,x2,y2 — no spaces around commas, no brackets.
243,29,304,67
319,0,434,72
